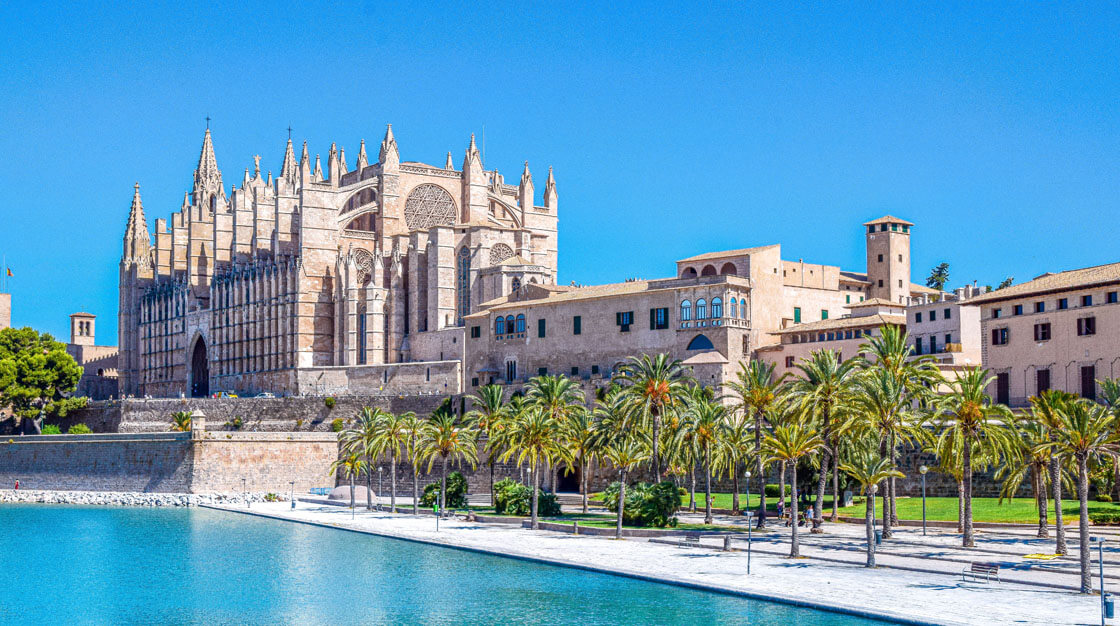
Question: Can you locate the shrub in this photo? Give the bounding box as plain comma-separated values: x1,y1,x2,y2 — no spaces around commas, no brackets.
324,397,336,409
264,493,280,502
1097,494,1113,503
1090,511,1120,526
420,471,468,508
224,416,243,430
493,478,561,517
764,484,792,498
41,425,61,435
677,487,688,496
601,481,680,528
67,423,92,435
331,418,345,432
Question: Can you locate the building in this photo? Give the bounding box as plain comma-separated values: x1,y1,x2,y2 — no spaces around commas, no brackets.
968,262,1120,406
463,215,936,390
65,313,119,400
0,292,9,330
119,125,558,398
907,284,982,368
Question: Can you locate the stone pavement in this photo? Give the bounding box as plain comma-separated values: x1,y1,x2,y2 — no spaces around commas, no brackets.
208,501,1104,626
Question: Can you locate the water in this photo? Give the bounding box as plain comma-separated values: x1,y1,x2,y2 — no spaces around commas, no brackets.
0,505,888,625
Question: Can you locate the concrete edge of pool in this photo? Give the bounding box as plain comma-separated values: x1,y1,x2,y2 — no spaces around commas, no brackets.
200,504,950,626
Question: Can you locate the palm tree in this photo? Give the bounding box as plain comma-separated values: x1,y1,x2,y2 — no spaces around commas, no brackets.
680,388,727,524
997,415,1054,538
601,435,650,539
1099,379,1120,500
501,407,563,529
724,359,788,528
419,409,478,516
789,349,859,526
559,406,600,514
341,407,386,510
465,384,508,507
617,353,689,481
399,412,424,515
717,414,753,514
764,422,825,557
371,410,409,513
170,411,192,432
1033,390,1079,555
329,453,365,510
934,367,1014,547
1040,398,1118,593
840,449,904,567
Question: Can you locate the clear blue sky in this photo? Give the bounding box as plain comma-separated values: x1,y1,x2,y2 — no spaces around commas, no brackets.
2,3,1118,342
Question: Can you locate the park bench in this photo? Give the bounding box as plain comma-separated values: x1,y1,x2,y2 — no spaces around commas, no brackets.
961,562,1001,584
677,532,702,548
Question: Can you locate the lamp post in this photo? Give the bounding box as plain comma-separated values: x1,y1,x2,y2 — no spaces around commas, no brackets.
1092,536,1108,626
289,481,295,510
919,465,929,536
745,470,752,576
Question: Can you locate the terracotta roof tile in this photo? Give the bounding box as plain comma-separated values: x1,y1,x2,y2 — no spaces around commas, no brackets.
967,262,1120,304
677,244,779,264
773,313,906,334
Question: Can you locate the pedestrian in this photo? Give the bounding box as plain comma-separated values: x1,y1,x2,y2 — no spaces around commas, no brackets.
14,479,19,490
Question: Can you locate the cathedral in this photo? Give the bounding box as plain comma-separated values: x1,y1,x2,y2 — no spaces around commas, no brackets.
119,125,559,397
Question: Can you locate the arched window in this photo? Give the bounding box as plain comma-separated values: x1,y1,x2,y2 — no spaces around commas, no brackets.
711,297,723,318
701,265,717,276
495,317,505,335
515,314,526,334
696,298,707,319
681,267,698,279
720,262,736,275
506,315,516,335
456,247,471,325
511,277,521,294
686,334,714,351
729,298,737,319
680,300,692,321
740,300,748,319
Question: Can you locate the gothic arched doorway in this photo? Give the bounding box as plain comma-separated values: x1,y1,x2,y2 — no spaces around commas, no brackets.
190,338,209,398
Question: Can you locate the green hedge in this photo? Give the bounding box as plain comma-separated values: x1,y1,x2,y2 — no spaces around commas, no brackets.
493,478,561,516
41,425,61,435
764,484,792,498
67,424,92,435
420,471,467,508
1091,511,1120,526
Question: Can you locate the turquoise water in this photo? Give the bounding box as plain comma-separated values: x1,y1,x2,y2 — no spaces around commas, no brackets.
0,505,889,625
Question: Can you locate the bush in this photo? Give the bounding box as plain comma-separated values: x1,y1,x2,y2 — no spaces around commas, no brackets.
1097,494,1113,503
677,487,688,496
331,418,345,432
601,481,680,528
224,416,243,430
493,478,562,517
41,425,61,435
764,484,792,498
264,493,280,502
1091,511,1120,526
420,471,468,508
67,423,92,435
324,397,336,409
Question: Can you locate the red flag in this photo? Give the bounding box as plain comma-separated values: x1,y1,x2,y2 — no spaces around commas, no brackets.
4,268,10,277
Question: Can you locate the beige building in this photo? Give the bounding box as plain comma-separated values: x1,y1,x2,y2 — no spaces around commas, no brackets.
0,292,9,330
969,262,1120,407
906,285,983,368
463,215,935,390
65,313,119,400
119,125,557,397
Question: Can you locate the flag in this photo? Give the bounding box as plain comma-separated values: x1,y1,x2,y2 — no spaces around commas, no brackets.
4,268,10,277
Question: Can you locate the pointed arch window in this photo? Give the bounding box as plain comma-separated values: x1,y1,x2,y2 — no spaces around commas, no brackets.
696,299,707,319
680,300,692,321
456,247,471,325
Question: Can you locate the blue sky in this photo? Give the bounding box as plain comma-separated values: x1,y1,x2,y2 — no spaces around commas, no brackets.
1,2,1118,341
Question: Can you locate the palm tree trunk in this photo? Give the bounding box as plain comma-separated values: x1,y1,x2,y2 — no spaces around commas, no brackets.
889,432,898,526
651,409,662,480
956,479,964,533
880,437,892,539
349,474,355,509
531,460,541,530
440,455,448,517
616,469,626,539
963,443,975,548
1035,463,1049,538
756,414,766,528
814,447,830,528
581,459,589,515
390,450,397,514
1113,456,1120,503
779,461,787,518
732,466,740,514
830,443,840,521
866,485,876,568
704,445,713,525
689,465,697,513
490,457,496,510
366,455,374,511
1078,453,1092,594
790,463,800,558
1052,455,1067,555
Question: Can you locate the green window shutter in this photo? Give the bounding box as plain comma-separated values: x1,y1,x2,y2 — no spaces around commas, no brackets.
793,307,801,323
650,309,656,329
538,319,546,338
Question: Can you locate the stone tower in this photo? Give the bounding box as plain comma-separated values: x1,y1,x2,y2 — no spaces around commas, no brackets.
70,312,96,346
864,215,912,304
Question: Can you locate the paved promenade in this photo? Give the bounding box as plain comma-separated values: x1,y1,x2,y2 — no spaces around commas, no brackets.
208,502,1103,625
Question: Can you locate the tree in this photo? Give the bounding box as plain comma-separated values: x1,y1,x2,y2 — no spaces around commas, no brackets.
601,435,650,539
399,412,424,515
502,407,564,529
330,453,365,510
341,407,386,511
933,367,1014,547
169,411,192,432
1033,390,1079,555
465,384,508,508
995,276,1014,290
680,387,727,524
716,414,753,514
789,349,859,527
1099,378,1120,501
371,410,409,513
419,408,478,517
559,406,600,514
0,327,85,423
840,449,904,567
926,262,950,291
617,353,689,481
997,414,1055,538
1040,399,1118,593
764,422,825,558
724,359,787,528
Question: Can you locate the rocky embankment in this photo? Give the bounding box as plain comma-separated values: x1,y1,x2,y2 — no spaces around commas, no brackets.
0,489,285,507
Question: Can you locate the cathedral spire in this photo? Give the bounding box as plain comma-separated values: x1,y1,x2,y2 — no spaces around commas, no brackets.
356,139,368,170
313,154,324,181
519,161,534,210
122,183,151,266
463,133,482,170
544,166,557,210
299,141,311,179
280,137,298,183
192,127,224,206
445,151,454,170
339,146,348,174
379,123,399,165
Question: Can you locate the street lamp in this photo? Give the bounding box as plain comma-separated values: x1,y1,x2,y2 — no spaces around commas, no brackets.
289,481,295,510
745,470,752,576
919,465,929,536
1092,536,1111,625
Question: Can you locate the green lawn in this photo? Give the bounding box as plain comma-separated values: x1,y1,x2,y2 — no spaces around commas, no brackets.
834,496,1118,524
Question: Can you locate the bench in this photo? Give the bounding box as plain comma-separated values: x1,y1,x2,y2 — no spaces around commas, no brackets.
961,562,1000,584
678,532,702,548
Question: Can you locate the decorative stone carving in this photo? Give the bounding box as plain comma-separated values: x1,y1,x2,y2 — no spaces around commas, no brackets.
489,243,514,265
403,184,456,231
354,248,374,286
